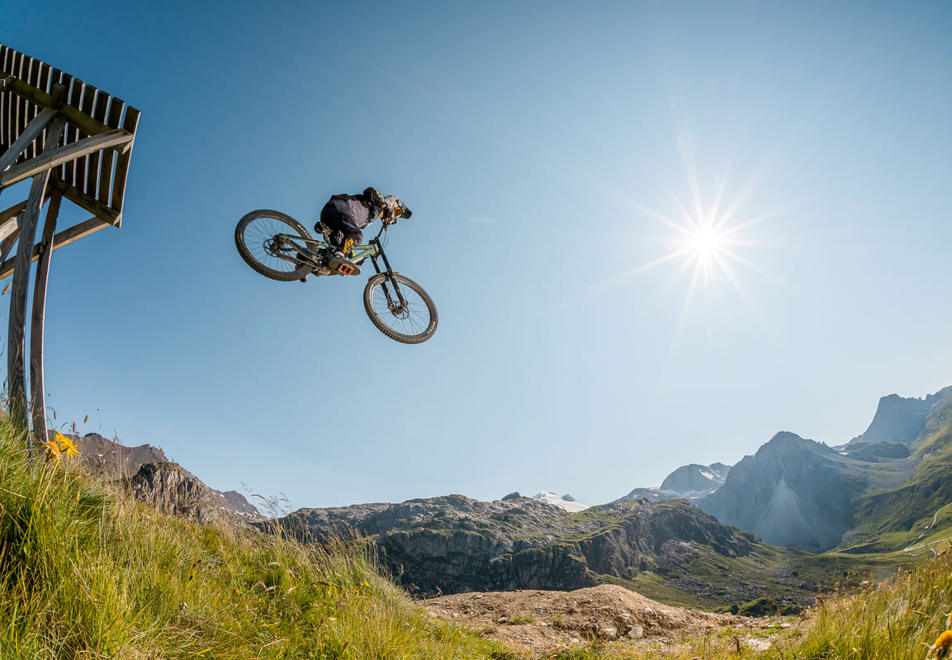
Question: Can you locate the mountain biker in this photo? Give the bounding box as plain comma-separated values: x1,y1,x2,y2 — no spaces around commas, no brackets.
317,187,411,275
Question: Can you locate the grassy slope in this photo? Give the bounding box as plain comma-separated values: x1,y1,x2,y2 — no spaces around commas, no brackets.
560,542,952,659
0,418,508,659
840,397,952,554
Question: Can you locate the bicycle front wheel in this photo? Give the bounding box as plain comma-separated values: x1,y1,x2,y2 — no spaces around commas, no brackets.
363,273,438,344
235,209,313,281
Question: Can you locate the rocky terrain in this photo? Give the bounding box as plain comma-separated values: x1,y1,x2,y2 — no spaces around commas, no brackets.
54,384,952,625
69,432,261,524
424,584,782,654
619,462,732,502
694,388,952,553
277,492,860,610
696,432,886,552
849,386,952,445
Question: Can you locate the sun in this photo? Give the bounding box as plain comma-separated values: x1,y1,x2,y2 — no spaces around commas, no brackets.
619,189,771,332
686,224,728,261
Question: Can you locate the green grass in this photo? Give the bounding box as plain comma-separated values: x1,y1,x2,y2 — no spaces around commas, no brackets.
4,402,952,659
0,417,509,659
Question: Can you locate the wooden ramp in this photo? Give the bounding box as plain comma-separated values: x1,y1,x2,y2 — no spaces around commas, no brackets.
0,43,141,449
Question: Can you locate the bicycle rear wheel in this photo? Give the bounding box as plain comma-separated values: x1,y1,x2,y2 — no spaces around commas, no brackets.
363,273,438,344
235,210,313,281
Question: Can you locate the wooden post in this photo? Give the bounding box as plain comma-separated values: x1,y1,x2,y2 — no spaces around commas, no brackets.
6,114,65,431
29,191,61,448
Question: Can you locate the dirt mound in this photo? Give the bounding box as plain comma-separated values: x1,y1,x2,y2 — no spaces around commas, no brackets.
425,584,775,654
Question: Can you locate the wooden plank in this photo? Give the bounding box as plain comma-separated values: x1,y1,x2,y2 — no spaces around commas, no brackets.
6,114,65,431
87,93,110,198
13,55,30,159
0,107,56,174
110,106,140,216
0,227,18,265
29,191,61,449
0,200,27,224
0,216,110,281
38,62,51,93
11,52,23,163
23,58,39,161
63,78,82,185
0,216,18,242
1,84,8,149
35,63,52,160
3,77,114,139
98,98,124,203
48,216,109,251
0,129,133,188
56,181,121,225
74,88,98,192
0,46,9,148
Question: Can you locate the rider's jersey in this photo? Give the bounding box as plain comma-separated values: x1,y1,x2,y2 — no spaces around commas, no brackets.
327,187,385,229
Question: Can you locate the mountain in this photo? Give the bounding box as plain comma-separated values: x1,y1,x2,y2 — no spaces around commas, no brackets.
277,493,870,611
69,432,261,524
660,462,731,495
841,392,952,553
618,462,732,502
530,491,590,512
849,387,952,445
697,433,873,552
696,387,952,553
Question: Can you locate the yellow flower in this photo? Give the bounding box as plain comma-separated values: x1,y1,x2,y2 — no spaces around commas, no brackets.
42,439,61,460
930,630,952,658
55,434,80,459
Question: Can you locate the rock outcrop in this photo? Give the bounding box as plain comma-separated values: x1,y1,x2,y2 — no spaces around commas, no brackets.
278,494,834,608
69,433,261,524
850,387,952,445
618,462,732,502
697,432,866,552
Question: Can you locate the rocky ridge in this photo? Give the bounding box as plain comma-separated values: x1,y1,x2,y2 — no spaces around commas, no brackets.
618,461,732,502
70,432,261,524
278,493,843,610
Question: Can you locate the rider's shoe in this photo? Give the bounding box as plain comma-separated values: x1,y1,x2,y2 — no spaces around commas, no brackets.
328,250,360,276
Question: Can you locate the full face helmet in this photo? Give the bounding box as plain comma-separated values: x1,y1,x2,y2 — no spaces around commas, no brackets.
383,195,412,220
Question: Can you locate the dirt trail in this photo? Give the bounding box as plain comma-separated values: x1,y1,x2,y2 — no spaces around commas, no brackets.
425,584,783,654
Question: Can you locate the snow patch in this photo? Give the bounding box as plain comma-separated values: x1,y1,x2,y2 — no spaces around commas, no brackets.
531,491,590,512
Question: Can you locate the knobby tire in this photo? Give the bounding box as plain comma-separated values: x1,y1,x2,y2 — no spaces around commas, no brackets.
235,209,313,281
363,273,438,344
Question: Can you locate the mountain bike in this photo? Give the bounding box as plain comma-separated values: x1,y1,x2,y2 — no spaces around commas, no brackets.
235,209,438,344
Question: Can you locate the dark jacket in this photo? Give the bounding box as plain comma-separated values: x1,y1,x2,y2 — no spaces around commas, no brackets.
326,187,386,230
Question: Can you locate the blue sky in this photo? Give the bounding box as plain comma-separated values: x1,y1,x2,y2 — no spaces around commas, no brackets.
3,1,951,509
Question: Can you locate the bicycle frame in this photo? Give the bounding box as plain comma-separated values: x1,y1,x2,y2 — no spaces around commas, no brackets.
276,225,413,310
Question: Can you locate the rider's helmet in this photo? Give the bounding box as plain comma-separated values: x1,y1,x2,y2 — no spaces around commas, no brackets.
383,195,412,220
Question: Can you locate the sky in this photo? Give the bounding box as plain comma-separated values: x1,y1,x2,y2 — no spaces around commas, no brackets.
3,0,951,511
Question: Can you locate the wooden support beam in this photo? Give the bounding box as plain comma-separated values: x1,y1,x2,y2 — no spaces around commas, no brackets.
0,200,27,223
0,216,111,280
2,77,112,137
0,203,23,264
0,106,56,173
7,114,65,431
0,128,133,188
30,191,61,449
56,181,121,225
0,215,18,242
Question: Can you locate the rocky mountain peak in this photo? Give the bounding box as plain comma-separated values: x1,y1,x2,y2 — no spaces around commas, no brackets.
850,386,952,445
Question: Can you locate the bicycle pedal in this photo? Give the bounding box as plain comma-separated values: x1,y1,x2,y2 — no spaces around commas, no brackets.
335,262,359,276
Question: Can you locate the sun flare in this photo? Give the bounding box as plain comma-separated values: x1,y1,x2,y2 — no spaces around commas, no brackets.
685,224,728,260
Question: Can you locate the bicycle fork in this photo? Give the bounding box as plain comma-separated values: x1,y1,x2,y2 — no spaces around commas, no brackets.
369,238,408,312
